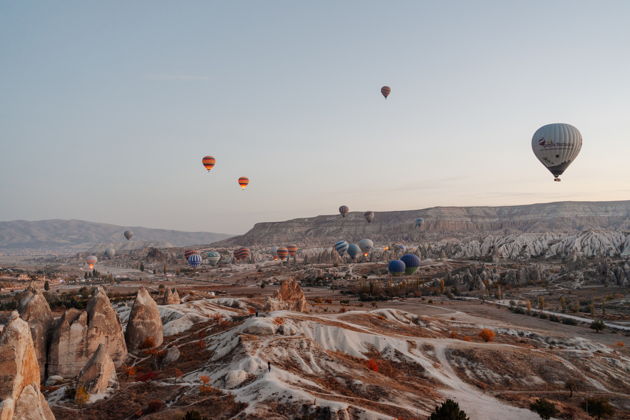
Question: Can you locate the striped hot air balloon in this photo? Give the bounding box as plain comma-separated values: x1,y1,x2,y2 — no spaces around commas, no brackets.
202,156,216,172
531,123,582,182
334,240,349,256
234,247,250,261
381,86,391,99
400,254,421,274
287,245,298,258
86,255,98,270
347,244,361,260
277,247,289,260
388,260,405,276
238,177,249,190
205,251,221,266
188,254,202,268
339,205,349,217
184,249,199,260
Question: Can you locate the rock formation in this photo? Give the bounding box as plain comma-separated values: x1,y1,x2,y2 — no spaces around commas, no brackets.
0,311,55,420
263,278,308,312
48,287,127,378
125,287,164,352
17,287,53,381
75,343,117,400
162,288,180,305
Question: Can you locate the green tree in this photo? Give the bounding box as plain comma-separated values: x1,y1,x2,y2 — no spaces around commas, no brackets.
429,399,470,420
140,262,145,272
590,319,605,333
44,280,50,291
529,398,558,420
564,378,580,398
582,398,615,419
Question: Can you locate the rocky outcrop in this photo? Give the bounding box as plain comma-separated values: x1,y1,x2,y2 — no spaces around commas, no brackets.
125,287,163,352
0,311,55,420
76,344,117,400
48,287,127,378
264,278,308,313
17,287,53,381
162,288,180,305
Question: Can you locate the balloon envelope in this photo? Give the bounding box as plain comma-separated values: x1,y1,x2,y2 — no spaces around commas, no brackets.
335,240,349,256
358,239,374,254
188,254,202,267
238,177,249,189
415,218,424,228
388,260,405,275
124,230,133,240
234,247,250,261
205,251,221,266
531,123,582,181
347,244,361,260
400,254,421,274
287,245,298,257
339,205,349,217
184,250,199,260
86,255,97,270
277,247,289,260
105,248,116,258
364,211,375,223
202,156,216,171
381,86,391,98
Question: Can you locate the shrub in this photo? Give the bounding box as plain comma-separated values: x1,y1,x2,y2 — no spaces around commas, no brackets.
429,399,469,420
590,320,605,333
581,398,615,419
74,385,89,405
614,341,625,347
365,359,379,372
478,328,495,342
137,371,158,382
562,318,577,326
183,411,210,420
140,336,157,349
548,314,560,322
144,400,164,414
273,317,285,325
529,398,558,420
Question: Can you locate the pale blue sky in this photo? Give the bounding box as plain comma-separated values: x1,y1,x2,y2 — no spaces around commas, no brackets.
1,1,629,234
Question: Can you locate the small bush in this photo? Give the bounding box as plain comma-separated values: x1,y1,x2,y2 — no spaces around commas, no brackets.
581,398,615,419
74,385,89,405
273,317,285,325
365,359,379,372
529,398,558,420
479,328,495,342
429,399,469,420
562,318,578,326
590,320,605,333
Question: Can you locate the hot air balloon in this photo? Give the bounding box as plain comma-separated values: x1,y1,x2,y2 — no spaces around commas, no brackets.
270,246,279,260
347,244,361,260
364,211,375,223
393,244,407,254
388,260,406,276
202,156,216,172
358,239,374,256
415,218,424,229
334,240,349,256
277,247,289,260
205,251,221,266
287,245,298,258
238,177,249,190
105,248,116,259
400,254,421,274
124,230,133,240
381,86,391,99
188,254,202,268
234,247,250,261
339,205,349,217
86,255,98,270
184,249,199,260
531,123,582,182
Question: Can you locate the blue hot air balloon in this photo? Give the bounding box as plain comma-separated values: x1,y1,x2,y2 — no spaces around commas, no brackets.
205,251,221,266
415,218,424,228
188,254,202,268
347,244,361,260
335,240,349,256
400,254,421,274
388,260,406,276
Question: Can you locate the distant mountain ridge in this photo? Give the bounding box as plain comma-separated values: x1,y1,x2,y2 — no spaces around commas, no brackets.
215,200,630,247
0,219,233,253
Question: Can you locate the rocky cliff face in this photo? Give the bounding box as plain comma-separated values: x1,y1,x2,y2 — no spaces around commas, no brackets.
125,287,163,352
17,287,53,381
0,312,55,420
48,287,127,378
216,200,630,247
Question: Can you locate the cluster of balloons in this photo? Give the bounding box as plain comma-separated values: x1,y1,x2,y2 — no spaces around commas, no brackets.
338,205,376,224
269,245,299,261
388,254,421,276
203,155,250,190
334,239,373,260
183,249,223,267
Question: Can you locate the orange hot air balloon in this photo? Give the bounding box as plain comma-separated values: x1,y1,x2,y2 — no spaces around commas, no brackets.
238,177,249,190
202,156,216,171
287,245,298,257
381,86,391,99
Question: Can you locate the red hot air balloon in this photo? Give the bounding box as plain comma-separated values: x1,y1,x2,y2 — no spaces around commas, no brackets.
202,156,216,171
184,249,199,260
287,245,298,258
381,86,391,99
234,247,251,261
276,247,289,260
238,177,249,190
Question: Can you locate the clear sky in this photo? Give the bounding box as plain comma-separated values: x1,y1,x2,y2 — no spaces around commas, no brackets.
1,1,629,234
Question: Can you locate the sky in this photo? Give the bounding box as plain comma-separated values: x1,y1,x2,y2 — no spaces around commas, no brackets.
1,1,629,234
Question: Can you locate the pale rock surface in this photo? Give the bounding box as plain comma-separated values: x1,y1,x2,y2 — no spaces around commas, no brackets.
17,287,53,381
0,311,55,420
263,278,308,313
125,287,163,352
224,369,248,389
76,343,117,399
162,288,180,305
48,287,127,378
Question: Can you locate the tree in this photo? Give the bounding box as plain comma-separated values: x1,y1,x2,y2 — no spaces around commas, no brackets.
44,280,50,291
529,398,558,420
582,398,615,419
538,296,545,310
590,319,605,333
140,262,145,272
429,399,470,420
564,378,580,398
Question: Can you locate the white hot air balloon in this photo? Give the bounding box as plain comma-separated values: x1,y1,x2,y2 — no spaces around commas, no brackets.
531,123,582,182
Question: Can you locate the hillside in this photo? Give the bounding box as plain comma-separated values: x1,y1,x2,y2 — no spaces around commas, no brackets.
216,200,630,247
0,219,232,254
